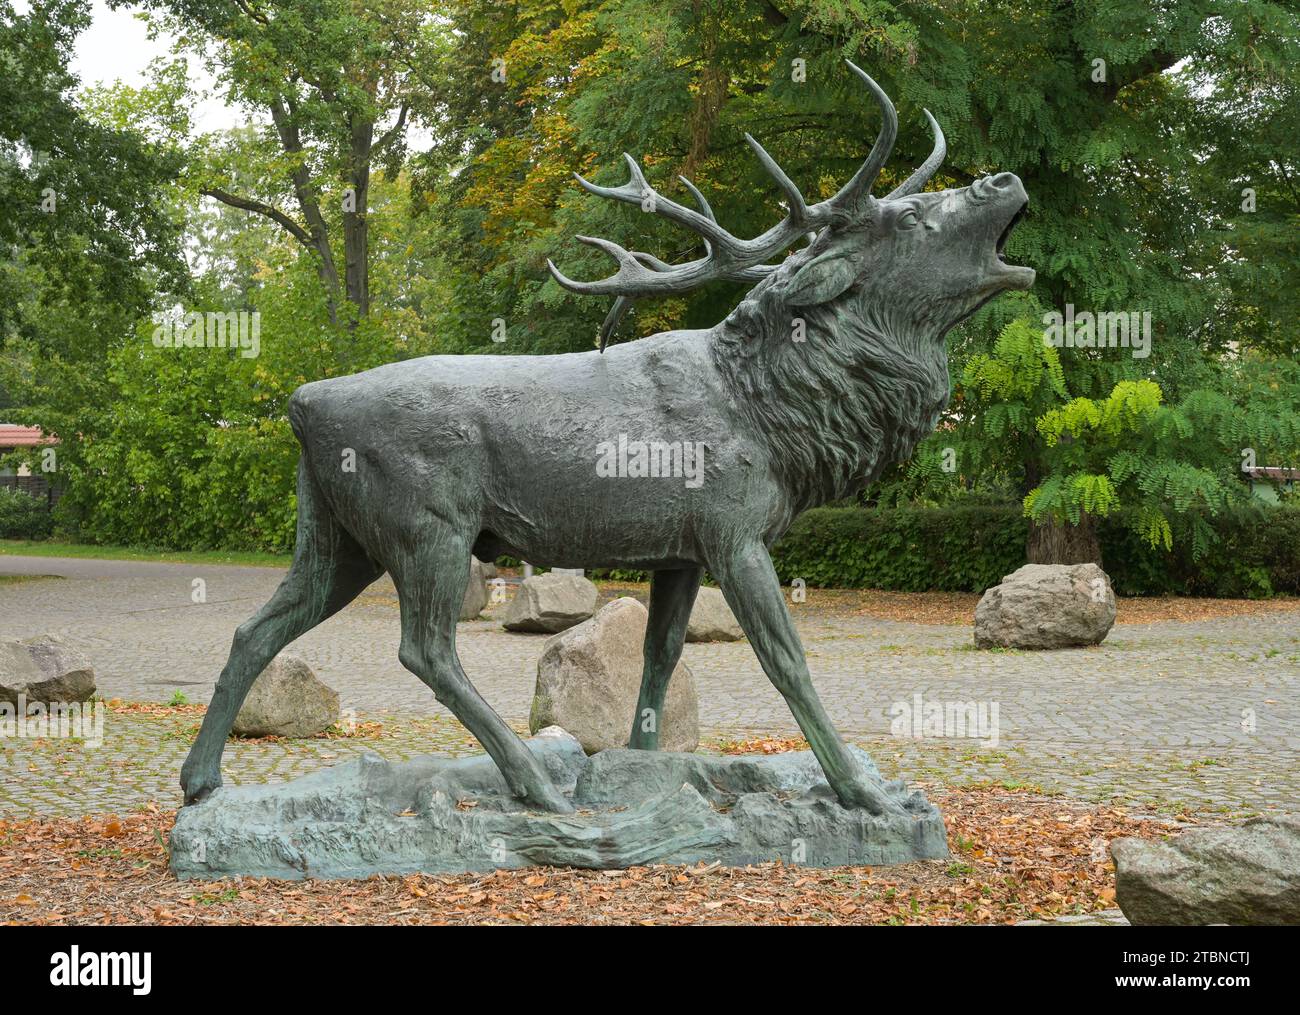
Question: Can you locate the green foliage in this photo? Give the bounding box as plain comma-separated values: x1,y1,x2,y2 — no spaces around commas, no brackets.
909,309,1300,559
770,504,1300,598
911,312,1066,495
1100,506,1300,599
770,506,1030,593
0,488,53,540
0,0,186,331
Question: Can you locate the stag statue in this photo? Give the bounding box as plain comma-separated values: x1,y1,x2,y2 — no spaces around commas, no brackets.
181,63,1033,817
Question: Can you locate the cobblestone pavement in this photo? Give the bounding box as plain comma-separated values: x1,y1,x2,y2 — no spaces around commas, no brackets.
2,556,1297,818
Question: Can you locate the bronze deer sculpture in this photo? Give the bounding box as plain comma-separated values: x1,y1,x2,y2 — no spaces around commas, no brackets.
181,63,1033,815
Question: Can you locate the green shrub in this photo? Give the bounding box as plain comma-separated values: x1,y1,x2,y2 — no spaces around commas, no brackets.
769,504,1300,597
771,506,1028,593
0,487,54,539
1101,506,1300,598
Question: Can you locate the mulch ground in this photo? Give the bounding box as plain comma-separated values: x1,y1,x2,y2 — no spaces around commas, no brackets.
0,781,1177,926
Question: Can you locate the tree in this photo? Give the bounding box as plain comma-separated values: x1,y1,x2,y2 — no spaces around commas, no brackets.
910,316,1300,565
122,0,442,338
0,0,186,331
0,0,186,511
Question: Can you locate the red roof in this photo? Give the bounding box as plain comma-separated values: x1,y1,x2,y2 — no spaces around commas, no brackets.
1246,467,1300,482
0,425,57,447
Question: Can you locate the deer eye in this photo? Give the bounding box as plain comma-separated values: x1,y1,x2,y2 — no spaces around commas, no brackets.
897,208,921,230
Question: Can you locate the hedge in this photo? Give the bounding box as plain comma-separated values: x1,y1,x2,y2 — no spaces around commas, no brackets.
768,504,1300,598
1097,507,1300,599
0,487,54,540
770,505,1027,594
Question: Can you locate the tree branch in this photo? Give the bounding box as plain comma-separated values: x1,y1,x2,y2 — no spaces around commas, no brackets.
230,0,270,27
200,187,313,248
371,101,409,157
270,95,342,323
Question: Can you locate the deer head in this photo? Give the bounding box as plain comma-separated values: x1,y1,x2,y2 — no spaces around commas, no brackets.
549,62,1034,350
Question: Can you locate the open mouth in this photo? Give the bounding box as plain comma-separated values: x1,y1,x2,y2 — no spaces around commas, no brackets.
995,201,1028,262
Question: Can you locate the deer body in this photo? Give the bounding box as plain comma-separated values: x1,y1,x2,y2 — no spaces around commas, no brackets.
291,330,793,572
181,64,1033,818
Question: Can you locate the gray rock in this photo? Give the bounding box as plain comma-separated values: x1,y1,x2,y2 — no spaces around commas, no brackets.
529,597,698,753
171,727,948,879
21,634,96,703
480,560,498,580
974,563,1116,649
0,635,96,705
686,586,744,642
502,572,598,633
0,640,42,706
460,556,488,621
1015,909,1129,926
232,653,339,738
1112,816,1300,925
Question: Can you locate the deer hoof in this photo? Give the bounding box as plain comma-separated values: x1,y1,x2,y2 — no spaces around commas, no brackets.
525,781,575,814
835,777,905,817
181,765,222,806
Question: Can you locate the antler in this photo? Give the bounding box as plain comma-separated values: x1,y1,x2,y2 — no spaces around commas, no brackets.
589,181,791,351
545,138,827,298
886,109,945,198
549,61,934,324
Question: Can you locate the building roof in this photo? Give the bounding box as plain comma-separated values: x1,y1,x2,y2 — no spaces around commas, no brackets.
0,425,57,447
1244,467,1300,482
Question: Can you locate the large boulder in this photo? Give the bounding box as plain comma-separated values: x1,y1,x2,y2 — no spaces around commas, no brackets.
1111,816,1300,926
460,556,489,621
0,640,42,706
0,635,96,705
502,572,598,634
529,597,698,754
974,563,1116,649
20,634,96,702
232,653,339,738
686,586,744,642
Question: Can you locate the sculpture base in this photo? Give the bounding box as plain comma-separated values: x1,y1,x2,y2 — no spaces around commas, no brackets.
170,728,948,879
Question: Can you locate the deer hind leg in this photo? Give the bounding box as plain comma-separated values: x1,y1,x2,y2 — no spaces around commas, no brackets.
181,460,381,804
711,541,903,815
628,566,701,750
392,532,574,814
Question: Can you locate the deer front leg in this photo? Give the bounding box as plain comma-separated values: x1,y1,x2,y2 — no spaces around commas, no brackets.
628,566,701,750
712,542,903,815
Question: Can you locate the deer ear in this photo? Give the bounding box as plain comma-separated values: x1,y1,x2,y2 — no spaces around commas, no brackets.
784,252,859,307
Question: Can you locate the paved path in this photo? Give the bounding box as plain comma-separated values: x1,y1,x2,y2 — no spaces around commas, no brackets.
2,556,1297,817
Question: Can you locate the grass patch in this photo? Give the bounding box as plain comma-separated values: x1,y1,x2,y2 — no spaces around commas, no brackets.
0,540,292,568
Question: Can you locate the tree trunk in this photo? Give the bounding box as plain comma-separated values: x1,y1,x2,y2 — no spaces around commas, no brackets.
343,116,373,326
1026,513,1102,566
1022,442,1102,565
271,97,342,327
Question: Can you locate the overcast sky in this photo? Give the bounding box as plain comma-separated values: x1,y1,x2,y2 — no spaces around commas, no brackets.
18,0,243,131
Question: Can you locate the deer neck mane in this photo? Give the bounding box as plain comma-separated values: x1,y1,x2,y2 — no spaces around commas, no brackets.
709,279,952,513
